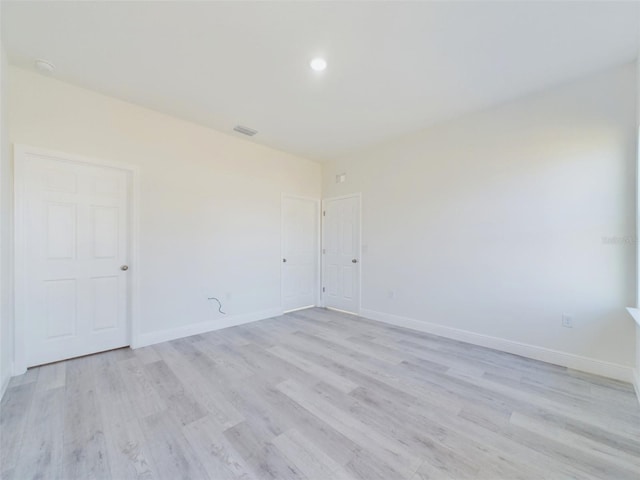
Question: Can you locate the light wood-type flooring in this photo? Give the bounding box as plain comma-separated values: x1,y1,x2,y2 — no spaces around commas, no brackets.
2,307,639,479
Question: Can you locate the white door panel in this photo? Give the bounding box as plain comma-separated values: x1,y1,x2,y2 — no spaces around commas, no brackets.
22,154,130,366
322,195,360,313
282,196,319,312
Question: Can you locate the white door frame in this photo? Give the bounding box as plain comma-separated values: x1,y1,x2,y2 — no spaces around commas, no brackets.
13,144,141,375
321,193,362,314
280,193,321,311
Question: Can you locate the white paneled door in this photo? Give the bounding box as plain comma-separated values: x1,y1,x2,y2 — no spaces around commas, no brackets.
281,195,319,312
322,195,360,313
20,153,130,367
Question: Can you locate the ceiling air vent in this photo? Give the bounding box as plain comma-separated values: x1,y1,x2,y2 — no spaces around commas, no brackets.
233,125,258,136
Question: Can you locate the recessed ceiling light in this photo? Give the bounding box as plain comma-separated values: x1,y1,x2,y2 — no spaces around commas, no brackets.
310,58,327,72
34,59,55,74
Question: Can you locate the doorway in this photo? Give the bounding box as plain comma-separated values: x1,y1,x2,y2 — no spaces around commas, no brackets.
14,146,137,369
322,194,361,314
281,195,320,312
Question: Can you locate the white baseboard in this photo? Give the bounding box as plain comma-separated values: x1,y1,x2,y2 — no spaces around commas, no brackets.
360,308,636,384
626,310,640,404
135,307,284,348
284,305,316,314
0,363,12,401
1,376,9,400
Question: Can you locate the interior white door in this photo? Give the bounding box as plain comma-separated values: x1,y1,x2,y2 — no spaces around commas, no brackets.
21,153,130,366
282,195,318,312
322,195,360,313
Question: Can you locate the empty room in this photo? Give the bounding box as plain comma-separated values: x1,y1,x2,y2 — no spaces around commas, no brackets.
1,1,639,479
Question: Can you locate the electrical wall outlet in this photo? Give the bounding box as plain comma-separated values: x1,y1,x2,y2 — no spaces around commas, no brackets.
561,314,573,328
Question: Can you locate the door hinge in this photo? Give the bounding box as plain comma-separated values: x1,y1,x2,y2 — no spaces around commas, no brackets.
322,248,326,254
323,210,326,216
322,287,326,292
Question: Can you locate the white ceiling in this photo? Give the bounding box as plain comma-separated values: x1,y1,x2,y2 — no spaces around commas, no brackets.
2,1,639,161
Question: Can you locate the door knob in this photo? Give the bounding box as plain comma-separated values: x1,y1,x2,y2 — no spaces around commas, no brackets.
352,259,358,263
120,265,129,271
282,258,287,263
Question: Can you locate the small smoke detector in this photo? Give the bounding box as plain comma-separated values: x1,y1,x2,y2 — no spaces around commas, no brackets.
233,125,258,136
34,59,55,74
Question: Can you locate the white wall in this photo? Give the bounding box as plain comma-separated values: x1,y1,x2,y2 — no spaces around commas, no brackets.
0,42,14,394
9,67,321,350
323,63,638,373
634,324,640,392
6,61,638,383
635,57,640,393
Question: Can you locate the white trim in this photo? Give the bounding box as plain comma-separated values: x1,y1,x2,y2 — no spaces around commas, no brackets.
360,308,636,384
280,194,322,310
315,196,322,307
625,308,640,404
129,164,142,348
136,307,283,347
0,362,12,400
322,193,363,202
626,307,640,327
321,193,362,314
326,306,362,316
283,305,315,314
13,144,141,372
13,145,26,376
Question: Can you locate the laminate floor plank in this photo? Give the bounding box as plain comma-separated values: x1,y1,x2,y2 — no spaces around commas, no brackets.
223,421,306,480
188,339,257,382
349,383,572,479
116,357,167,420
509,412,640,471
446,366,640,440
133,346,162,365
143,360,208,427
6,367,39,389
271,428,355,480
237,374,362,467
197,336,268,382
182,414,257,480
267,345,359,394
2,308,638,479
12,386,65,480
153,341,246,429
0,382,37,477
34,362,66,393
61,356,111,479
280,332,465,416
140,411,210,480
310,381,489,479
92,354,156,480
277,378,422,477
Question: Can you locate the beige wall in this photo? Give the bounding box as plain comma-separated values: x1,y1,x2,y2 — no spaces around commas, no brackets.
0,42,13,393
9,66,321,346
5,60,639,382
636,57,640,390
323,62,638,369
